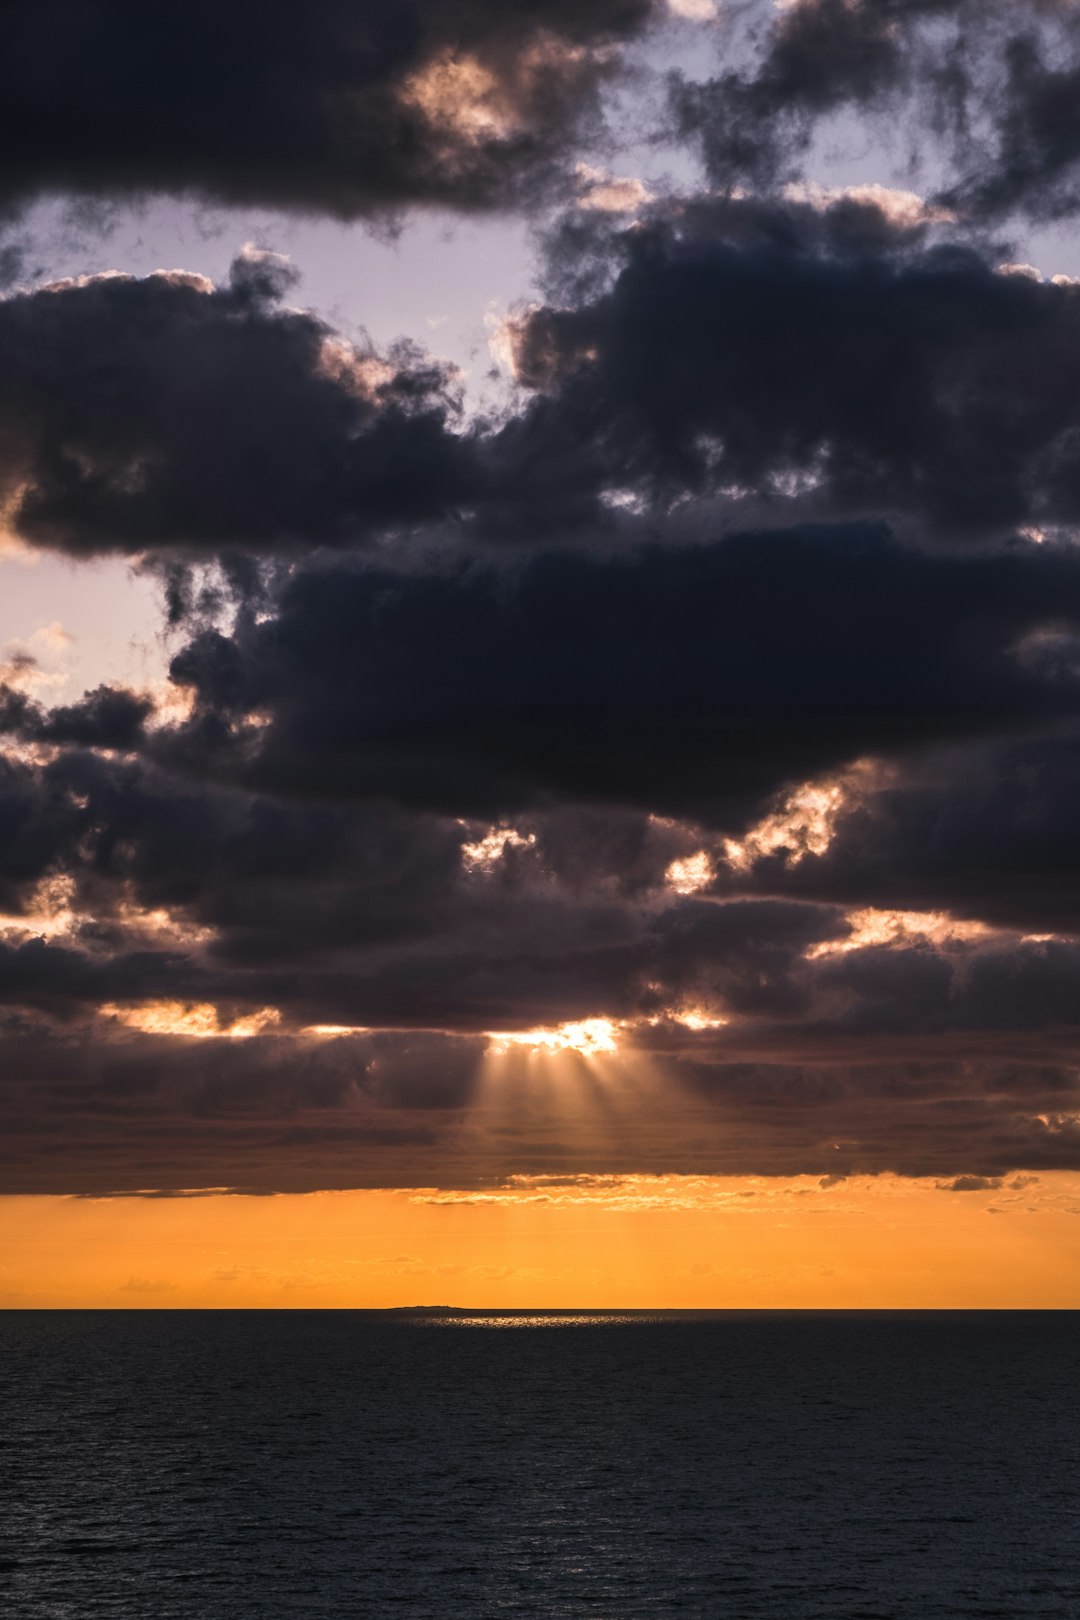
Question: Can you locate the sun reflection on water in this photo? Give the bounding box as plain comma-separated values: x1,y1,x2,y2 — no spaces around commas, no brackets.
409,1312,671,1328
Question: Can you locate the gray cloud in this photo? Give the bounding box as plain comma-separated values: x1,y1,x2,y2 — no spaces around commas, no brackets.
671,1,1080,227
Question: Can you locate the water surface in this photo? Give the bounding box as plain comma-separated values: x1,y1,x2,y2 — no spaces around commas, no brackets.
1,1310,1077,1616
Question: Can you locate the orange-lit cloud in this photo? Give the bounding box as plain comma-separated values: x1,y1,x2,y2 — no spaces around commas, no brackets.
402,51,519,147
460,824,537,873
665,850,713,894
401,34,599,165
723,770,870,870
783,181,955,228
100,1002,282,1039
806,907,996,958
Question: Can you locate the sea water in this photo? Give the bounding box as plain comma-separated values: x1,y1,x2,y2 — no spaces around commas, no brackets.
1,1310,1078,1617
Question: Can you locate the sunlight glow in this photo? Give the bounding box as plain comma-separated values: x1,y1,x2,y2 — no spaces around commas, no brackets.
807,907,995,958
461,824,537,873
401,51,514,145
315,336,396,399
413,1172,781,1211
668,0,717,18
302,1023,372,1038
674,1009,729,1031
487,1018,620,1056
722,771,870,870
0,873,78,939
0,876,213,950
100,1002,282,1039
665,851,713,894
401,36,594,154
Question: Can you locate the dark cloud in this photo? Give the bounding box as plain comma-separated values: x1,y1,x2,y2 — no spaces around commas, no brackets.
5,698,1080,1190
730,730,1080,936
2,196,1067,563
0,683,153,750
5,682,1080,1193
0,750,88,915
0,0,658,219
158,527,1080,823
0,1017,475,1193
0,252,474,557
509,201,1080,537
10,205,1080,560
634,906,1080,1063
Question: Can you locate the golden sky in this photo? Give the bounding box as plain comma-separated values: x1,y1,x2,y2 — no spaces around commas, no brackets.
5,1171,1080,1309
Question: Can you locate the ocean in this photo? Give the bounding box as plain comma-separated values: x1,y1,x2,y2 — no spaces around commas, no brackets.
1,1310,1077,1617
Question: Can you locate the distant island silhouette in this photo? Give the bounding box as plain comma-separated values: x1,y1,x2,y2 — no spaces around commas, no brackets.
386,1305,469,1314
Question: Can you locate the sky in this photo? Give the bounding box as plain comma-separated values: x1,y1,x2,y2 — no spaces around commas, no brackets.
6,0,1080,1306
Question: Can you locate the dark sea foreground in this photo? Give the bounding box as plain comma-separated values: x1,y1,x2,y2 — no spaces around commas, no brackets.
1,1312,1079,1618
